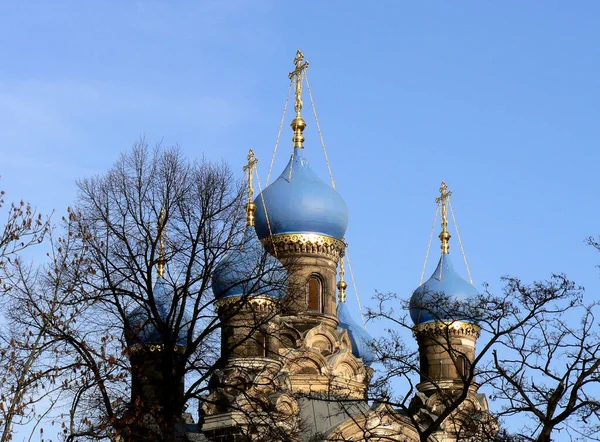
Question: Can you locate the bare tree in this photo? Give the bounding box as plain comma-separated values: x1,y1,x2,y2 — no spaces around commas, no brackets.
486,298,600,441
0,187,50,442
8,140,289,442
351,273,597,442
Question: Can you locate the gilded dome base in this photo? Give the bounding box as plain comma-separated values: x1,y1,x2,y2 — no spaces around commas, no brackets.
261,233,346,262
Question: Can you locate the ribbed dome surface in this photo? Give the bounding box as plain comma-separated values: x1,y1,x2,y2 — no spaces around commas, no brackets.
337,302,375,366
253,148,348,240
126,279,189,347
410,254,479,325
212,228,287,299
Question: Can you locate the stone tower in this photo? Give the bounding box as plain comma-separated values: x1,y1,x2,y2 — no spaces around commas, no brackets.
408,182,494,441
252,50,371,401
124,210,189,441
202,51,374,441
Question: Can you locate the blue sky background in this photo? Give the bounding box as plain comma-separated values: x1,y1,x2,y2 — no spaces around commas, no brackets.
1,1,600,439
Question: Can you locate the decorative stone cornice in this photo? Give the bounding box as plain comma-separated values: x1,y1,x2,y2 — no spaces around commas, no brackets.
225,357,283,372
413,321,481,339
261,233,346,261
214,295,278,312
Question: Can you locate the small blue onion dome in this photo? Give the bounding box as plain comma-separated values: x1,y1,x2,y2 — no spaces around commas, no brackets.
410,254,479,325
337,302,375,366
125,278,189,347
212,228,287,299
253,148,348,240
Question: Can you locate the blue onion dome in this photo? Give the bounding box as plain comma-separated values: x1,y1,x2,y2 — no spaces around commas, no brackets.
126,278,189,347
337,302,375,366
409,254,479,325
212,228,287,300
253,148,348,240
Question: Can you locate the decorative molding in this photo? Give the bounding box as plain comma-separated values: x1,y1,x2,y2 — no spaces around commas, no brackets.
413,321,481,339
261,233,346,261
214,294,277,311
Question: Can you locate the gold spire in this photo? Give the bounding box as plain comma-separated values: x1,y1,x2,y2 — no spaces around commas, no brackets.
242,149,258,227
435,182,452,254
288,49,309,149
337,256,348,303
157,208,166,278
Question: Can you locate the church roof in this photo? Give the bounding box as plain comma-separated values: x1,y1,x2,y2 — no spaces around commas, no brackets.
253,147,348,241
409,182,479,325
337,302,375,366
211,227,287,299
410,253,479,325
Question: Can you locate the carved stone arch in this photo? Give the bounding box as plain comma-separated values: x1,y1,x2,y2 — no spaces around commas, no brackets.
329,402,420,441
275,393,300,417
252,365,285,396
329,350,366,381
304,324,338,356
279,323,302,349
285,349,329,376
336,327,353,351
221,368,253,396
234,388,271,413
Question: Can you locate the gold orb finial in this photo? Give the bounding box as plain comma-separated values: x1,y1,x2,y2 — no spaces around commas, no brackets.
435,181,452,254
337,256,347,303
288,49,309,149
242,149,258,227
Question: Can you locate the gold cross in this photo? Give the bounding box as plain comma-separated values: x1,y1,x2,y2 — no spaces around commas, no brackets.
242,149,258,201
242,149,258,226
435,182,452,254
288,49,309,117
435,181,452,205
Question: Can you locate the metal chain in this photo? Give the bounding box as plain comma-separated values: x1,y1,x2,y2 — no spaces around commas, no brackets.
449,200,473,284
305,72,336,190
224,176,247,253
267,80,293,185
254,166,277,258
345,250,367,330
420,205,440,285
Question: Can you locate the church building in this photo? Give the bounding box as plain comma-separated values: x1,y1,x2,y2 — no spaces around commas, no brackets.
126,51,494,442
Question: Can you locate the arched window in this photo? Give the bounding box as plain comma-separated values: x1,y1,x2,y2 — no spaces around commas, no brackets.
307,276,323,312
456,355,468,378
255,331,268,357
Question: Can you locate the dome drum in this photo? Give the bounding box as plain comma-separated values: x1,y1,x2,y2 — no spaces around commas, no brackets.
260,232,346,262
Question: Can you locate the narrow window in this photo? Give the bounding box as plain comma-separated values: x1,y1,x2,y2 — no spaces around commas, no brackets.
456,355,468,378
255,331,268,357
420,353,429,378
307,276,323,312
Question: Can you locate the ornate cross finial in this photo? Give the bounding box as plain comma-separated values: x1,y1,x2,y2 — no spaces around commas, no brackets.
157,208,166,278
337,256,348,303
435,181,452,254
288,50,309,149
242,149,258,227
288,49,310,117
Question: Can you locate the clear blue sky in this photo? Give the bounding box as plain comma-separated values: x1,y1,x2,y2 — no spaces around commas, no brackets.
1,0,599,437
